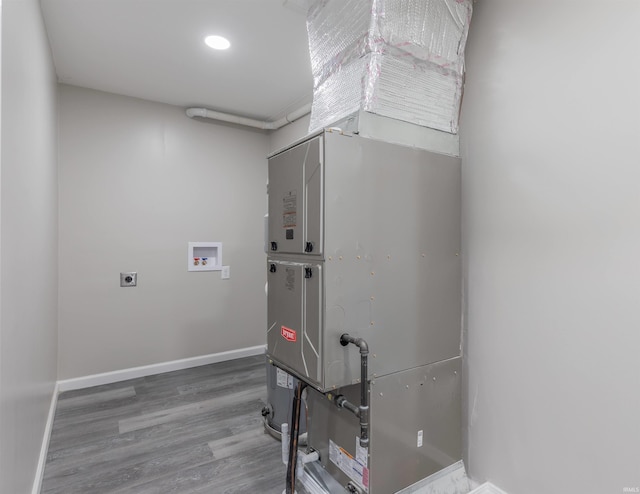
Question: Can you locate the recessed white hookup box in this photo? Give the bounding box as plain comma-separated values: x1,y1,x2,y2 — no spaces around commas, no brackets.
188,242,222,272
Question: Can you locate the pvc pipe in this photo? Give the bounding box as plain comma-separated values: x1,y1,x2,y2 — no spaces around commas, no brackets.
281,423,289,465
296,447,319,483
298,450,319,464
268,103,312,129
335,395,360,417
185,103,311,130
263,416,307,445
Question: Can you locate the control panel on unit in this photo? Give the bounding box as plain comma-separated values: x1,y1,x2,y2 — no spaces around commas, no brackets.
268,135,323,257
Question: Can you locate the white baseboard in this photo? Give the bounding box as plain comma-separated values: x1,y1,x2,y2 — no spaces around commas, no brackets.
32,382,59,494
469,482,509,494
57,345,266,392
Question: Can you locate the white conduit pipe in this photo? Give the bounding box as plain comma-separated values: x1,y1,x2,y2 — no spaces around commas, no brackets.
281,423,290,465
185,103,311,130
281,422,322,494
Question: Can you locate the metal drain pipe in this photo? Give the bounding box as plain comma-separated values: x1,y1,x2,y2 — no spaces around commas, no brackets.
336,333,370,448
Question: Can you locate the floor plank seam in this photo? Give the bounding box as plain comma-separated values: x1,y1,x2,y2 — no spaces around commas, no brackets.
41,356,285,494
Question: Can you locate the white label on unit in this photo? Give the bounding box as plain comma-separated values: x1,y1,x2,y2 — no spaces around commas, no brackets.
417,429,424,448
355,437,368,465
329,439,369,491
276,368,293,389
282,190,297,228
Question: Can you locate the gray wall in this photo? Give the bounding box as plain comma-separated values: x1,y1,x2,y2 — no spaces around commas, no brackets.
461,1,640,493
58,85,269,379
0,0,59,492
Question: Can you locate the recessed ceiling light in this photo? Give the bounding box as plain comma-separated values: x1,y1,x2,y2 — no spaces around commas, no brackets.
205,35,230,50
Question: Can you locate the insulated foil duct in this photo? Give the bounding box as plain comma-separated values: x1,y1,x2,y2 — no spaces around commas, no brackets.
307,0,473,134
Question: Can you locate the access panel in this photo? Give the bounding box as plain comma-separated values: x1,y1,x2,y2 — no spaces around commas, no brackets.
266,259,323,388
268,136,323,256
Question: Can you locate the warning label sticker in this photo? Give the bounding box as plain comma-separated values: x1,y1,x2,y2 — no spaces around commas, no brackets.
276,368,294,389
282,191,297,228
329,439,368,491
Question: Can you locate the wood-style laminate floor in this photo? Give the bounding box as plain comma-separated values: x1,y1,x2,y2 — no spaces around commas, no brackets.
41,355,287,494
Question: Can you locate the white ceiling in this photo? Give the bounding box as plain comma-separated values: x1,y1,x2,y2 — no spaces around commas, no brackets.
41,0,314,121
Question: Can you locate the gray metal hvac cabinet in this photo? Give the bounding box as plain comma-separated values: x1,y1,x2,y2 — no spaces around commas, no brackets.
266,129,462,493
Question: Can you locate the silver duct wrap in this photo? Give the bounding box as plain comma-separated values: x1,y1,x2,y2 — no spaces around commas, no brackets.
307,0,472,134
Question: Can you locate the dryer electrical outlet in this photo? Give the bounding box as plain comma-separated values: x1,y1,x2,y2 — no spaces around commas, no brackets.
120,272,137,287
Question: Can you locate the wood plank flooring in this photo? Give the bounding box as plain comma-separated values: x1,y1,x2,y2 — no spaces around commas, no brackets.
41,355,287,494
